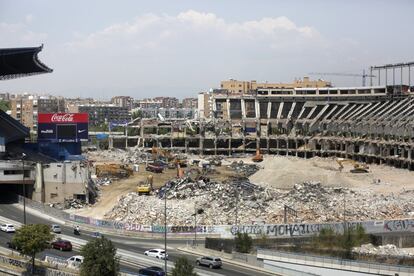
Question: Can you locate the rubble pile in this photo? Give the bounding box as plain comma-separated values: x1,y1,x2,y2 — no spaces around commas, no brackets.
353,244,414,257
104,179,414,225
229,161,260,177
88,147,151,164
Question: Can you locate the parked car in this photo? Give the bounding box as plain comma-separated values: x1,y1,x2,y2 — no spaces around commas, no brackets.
138,266,165,276
144,249,168,260
196,256,222,269
1,224,15,233
51,224,61,234
51,239,72,251
67,255,84,268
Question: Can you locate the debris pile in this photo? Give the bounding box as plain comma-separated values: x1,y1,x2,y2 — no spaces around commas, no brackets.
88,147,151,164
229,161,260,177
353,244,414,257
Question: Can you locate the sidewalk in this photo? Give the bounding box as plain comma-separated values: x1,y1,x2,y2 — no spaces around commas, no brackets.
177,245,283,276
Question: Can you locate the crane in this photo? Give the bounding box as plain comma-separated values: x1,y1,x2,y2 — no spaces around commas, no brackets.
308,70,376,86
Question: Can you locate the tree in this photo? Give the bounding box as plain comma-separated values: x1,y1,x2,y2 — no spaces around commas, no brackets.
80,236,120,276
12,224,54,273
234,232,253,253
0,100,9,112
132,110,142,119
172,256,198,276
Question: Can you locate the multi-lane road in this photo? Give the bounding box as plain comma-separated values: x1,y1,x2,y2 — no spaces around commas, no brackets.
0,203,273,276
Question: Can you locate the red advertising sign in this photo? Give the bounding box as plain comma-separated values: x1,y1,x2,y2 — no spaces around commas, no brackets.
38,113,89,124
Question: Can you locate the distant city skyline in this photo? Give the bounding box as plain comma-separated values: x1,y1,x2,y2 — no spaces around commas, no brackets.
1,0,413,99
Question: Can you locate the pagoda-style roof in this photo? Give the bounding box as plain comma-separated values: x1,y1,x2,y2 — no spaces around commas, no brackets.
0,45,53,80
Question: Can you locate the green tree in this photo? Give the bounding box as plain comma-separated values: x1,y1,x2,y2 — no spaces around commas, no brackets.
132,110,142,119
12,224,54,273
0,100,9,112
172,256,198,276
234,232,253,253
80,236,120,276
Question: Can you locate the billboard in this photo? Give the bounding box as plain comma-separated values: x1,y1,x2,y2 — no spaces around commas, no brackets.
38,113,88,142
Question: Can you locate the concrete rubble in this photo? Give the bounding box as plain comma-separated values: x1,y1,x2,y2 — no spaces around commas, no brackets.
353,243,414,257
104,179,414,226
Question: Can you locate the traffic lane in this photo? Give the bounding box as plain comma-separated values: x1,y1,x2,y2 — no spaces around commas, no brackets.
0,230,143,274
0,205,272,276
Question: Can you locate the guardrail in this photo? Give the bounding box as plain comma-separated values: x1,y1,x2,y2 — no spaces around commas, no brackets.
258,249,414,275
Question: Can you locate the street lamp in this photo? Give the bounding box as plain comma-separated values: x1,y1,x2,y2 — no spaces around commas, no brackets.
192,206,204,247
163,185,168,274
21,153,26,225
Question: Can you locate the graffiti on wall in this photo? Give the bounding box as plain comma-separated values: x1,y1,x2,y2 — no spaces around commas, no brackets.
384,219,414,232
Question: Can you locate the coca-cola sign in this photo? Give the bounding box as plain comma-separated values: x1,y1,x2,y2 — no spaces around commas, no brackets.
51,113,74,122
38,113,88,124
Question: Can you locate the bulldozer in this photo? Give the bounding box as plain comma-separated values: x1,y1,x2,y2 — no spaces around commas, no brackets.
336,158,369,173
95,163,133,178
252,149,263,163
137,175,153,195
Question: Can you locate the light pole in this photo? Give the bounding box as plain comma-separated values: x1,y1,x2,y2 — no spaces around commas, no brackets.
164,186,167,274
192,206,204,247
21,153,26,225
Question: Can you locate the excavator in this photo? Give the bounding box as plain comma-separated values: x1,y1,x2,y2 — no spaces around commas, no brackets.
336,158,369,173
252,148,263,163
137,175,153,195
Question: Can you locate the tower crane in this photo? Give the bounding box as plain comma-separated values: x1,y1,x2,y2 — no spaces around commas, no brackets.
308,70,376,87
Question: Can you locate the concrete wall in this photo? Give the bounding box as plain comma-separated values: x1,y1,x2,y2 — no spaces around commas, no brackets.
42,161,89,203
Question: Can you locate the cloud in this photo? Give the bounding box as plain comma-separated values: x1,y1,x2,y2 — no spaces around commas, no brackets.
0,21,47,47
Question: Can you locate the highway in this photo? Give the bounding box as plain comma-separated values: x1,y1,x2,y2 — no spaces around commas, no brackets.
0,203,273,276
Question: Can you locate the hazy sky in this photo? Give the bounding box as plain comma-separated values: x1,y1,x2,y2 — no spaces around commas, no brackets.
1,0,413,99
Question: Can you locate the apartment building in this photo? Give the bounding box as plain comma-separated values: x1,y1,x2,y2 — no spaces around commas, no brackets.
182,97,198,109
220,77,331,94
78,104,130,126
111,96,134,110
9,95,65,130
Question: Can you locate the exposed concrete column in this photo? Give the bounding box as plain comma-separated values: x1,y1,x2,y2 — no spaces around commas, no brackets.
108,137,113,149
241,98,246,119
267,102,271,119
255,99,260,119
226,98,231,120
32,162,44,203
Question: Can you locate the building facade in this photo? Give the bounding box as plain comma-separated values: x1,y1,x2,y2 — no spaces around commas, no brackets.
9,95,65,130
111,96,134,110
220,77,331,94
182,97,198,109
78,104,130,126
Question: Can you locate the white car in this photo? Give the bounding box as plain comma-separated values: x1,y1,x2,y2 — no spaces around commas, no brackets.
1,224,15,233
144,249,168,260
51,224,61,234
67,255,84,268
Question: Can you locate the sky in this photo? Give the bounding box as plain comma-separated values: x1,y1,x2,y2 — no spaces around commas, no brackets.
1,0,413,100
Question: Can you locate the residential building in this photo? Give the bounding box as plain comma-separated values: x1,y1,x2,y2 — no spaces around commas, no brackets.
111,96,134,110
78,104,130,126
220,77,331,94
139,107,195,119
0,93,9,101
197,91,213,119
182,97,198,109
153,97,179,108
9,95,65,130
137,99,163,109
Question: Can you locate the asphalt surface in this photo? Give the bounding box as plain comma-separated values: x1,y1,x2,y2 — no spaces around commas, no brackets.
0,203,273,276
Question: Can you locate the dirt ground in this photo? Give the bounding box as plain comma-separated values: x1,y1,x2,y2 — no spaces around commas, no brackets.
75,163,237,219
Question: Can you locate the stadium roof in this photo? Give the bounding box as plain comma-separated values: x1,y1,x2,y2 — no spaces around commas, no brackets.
0,45,53,80
0,110,29,143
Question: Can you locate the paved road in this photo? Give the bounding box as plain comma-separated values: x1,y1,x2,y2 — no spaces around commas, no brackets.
0,204,273,276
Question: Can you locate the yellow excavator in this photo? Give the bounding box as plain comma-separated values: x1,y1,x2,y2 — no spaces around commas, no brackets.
336,158,369,173
137,175,153,195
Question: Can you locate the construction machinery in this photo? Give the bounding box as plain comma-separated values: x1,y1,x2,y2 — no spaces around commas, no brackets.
95,164,133,178
137,175,153,195
336,158,369,173
252,149,263,163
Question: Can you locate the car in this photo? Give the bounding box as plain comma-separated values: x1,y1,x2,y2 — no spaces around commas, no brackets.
138,266,166,276
196,256,222,269
1,224,15,233
67,255,84,268
144,249,168,260
51,239,72,251
51,224,61,234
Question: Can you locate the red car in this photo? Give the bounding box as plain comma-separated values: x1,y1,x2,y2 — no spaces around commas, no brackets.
51,239,72,251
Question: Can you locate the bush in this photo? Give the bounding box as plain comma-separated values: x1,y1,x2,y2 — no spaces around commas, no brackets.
172,256,197,276
234,232,253,253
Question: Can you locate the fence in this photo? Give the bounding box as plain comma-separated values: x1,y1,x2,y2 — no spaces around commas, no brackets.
258,249,414,275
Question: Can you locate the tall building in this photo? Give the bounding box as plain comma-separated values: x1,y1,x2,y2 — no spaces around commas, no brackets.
182,97,198,109
220,77,331,94
197,92,213,119
111,96,134,110
9,95,65,130
78,104,130,126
